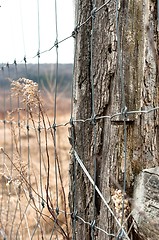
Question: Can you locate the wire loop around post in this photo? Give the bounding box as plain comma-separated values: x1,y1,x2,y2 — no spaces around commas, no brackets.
121,106,128,118
91,7,97,19
71,210,78,221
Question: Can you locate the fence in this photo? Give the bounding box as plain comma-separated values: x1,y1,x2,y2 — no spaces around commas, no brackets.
0,0,158,240
0,1,73,239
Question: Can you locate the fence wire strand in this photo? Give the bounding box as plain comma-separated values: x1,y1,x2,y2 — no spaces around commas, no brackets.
90,1,98,238
0,0,113,70
116,1,128,236
73,149,130,240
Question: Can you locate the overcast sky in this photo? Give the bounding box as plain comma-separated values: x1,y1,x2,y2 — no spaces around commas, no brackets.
0,0,74,64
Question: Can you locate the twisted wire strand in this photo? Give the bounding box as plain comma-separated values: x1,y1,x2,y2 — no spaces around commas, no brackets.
0,0,113,70
0,106,158,130
90,0,98,238
70,0,80,238
73,149,131,240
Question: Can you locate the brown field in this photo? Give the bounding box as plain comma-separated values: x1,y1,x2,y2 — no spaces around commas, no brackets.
0,82,72,239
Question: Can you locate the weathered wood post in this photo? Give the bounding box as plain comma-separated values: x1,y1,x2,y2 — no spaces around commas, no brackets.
69,1,159,239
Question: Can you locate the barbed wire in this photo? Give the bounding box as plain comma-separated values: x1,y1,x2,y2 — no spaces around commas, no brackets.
0,106,158,130
75,215,115,237
0,0,113,72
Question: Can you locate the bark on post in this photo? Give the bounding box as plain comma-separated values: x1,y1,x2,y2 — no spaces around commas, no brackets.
133,167,159,240
69,0,159,239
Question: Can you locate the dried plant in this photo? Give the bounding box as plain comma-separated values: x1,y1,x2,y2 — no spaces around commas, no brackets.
11,78,39,109
112,189,130,224
0,78,71,239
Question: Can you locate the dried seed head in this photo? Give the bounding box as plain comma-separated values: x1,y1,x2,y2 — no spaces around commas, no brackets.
112,189,130,223
11,78,39,109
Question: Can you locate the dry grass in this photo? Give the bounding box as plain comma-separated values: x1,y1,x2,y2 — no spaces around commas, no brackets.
0,79,71,239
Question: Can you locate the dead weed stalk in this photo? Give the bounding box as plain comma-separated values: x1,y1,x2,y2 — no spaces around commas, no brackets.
0,78,71,239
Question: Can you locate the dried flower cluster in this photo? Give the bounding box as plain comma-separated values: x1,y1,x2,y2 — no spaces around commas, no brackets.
11,78,39,108
112,189,130,223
